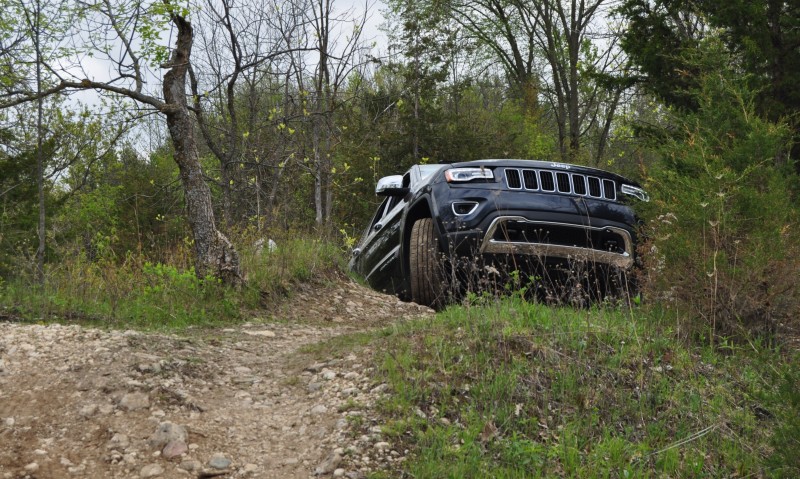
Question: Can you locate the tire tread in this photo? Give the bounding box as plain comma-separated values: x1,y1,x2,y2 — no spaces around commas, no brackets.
409,218,442,307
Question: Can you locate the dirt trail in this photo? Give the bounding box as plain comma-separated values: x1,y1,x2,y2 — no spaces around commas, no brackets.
0,281,432,479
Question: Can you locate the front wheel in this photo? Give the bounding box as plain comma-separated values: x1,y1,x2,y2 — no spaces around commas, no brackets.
409,218,445,308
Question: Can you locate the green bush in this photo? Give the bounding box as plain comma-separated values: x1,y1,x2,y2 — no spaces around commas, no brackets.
234,227,345,303
639,40,800,344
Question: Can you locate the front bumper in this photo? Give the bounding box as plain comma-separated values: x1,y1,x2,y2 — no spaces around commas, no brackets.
438,203,637,270
477,216,634,269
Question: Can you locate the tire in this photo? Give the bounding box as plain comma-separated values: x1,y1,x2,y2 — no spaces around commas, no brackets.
409,218,445,308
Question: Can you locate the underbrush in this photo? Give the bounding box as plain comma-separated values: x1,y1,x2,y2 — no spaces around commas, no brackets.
237,231,346,303
0,233,345,330
636,50,800,345
372,297,799,478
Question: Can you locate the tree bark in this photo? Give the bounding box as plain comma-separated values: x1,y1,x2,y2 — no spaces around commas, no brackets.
35,5,46,287
162,13,241,285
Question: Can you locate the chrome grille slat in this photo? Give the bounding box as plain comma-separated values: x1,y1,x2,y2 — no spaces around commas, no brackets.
504,168,617,200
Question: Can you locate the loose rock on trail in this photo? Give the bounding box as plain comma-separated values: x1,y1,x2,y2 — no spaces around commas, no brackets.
0,281,433,478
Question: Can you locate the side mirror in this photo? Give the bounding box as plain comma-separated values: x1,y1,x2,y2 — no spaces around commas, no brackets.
376,175,409,196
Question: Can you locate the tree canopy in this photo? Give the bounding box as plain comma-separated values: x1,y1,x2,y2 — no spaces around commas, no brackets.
0,0,796,295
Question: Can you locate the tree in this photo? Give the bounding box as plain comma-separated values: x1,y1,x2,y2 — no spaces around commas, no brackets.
618,0,800,154
1,0,66,284
637,40,799,341
301,0,371,227
0,0,242,284
385,0,456,162
1,0,128,282
160,8,242,284
0,103,125,278
431,0,628,163
190,0,311,228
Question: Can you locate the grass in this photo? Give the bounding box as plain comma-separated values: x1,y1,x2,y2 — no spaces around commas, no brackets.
3,233,797,477
0,235,345,331
0,257,239,330
298,330,378,360
240,234,345,300
368,295,799,478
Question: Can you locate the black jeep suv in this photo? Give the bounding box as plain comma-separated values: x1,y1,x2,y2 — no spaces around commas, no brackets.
349,159,649,307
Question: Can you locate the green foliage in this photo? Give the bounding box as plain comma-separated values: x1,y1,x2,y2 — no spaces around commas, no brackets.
236,229,345,303
616,0,702,111
763,365,800,475
0,135,47,276
0,253,238,330
58,184,123,258
51,142,189,265
370,298,798,477
618,0,800,144
0,102,111,277
0,227,347,330
638,40,799,341
700,0,800,123
107,0,188,68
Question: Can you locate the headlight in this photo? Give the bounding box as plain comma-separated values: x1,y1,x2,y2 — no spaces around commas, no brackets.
445,167,494,182
621,184,650,202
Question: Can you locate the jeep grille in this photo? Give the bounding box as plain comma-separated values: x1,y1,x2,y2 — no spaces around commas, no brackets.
504,168,616,201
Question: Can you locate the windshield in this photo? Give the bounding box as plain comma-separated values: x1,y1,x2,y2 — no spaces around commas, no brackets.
418,164,445,182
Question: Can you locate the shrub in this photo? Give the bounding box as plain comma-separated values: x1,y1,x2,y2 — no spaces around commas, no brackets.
639,41,799,345
234,227,345,303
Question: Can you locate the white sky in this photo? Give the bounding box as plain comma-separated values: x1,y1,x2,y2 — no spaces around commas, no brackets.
70,0,388,111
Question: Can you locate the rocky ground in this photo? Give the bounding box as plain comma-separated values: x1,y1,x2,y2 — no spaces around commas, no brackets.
0,281,433,479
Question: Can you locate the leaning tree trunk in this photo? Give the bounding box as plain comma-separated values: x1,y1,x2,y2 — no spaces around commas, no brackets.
162,14,241,285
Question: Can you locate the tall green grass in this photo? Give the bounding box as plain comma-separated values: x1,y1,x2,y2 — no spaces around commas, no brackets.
239,234,345,301
372,297,799,478
0,253,239,330
0,234,345,330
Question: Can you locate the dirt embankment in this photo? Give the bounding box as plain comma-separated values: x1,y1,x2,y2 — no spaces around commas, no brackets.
0,281,433,479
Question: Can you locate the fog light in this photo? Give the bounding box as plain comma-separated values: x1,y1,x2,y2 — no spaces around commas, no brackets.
452,201,479,216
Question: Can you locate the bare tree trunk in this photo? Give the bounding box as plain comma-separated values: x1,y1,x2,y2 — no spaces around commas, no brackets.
220,161,234,226
595,87,623,166
567,7,581,161
163,14,241,285
33,0,45,286
1,1,244,288
324,157,333,226
314,153,323,226
265,158,286,226
255,165,261,233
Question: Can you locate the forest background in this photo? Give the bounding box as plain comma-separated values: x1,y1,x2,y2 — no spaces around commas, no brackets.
0,0,799,341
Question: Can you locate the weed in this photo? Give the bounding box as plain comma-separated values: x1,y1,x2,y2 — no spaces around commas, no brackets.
282,376,301,387
337,398,364,413
298,331,376,360
637,49,800,346
0,231,346,331
372,299,798,477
